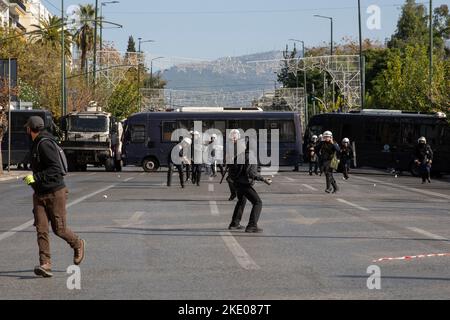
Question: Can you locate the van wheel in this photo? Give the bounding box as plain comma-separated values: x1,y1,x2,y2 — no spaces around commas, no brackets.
410,162,420,177
105,158,115,172
143,157,159,172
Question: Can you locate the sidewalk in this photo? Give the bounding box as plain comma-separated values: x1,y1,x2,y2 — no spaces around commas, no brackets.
0,170,29,182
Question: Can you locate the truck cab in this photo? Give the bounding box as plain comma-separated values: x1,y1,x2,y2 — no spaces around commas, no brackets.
61,111,122,172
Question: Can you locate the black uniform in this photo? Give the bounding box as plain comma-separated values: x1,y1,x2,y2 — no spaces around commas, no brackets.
189,140,203,186
228,150,266,233
340,144,353,180
414,143,433,183
318,141,340,193
167,143,185,188
307,142,319,175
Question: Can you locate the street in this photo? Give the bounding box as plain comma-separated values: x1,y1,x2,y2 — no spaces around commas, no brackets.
0,167,449,300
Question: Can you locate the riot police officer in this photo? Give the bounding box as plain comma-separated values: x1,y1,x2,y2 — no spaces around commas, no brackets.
340,138,353,180
228,130,272,233
189,131,203,186
307,135,319,175
167,137,191,188
414,137,433,184
318,131,340,193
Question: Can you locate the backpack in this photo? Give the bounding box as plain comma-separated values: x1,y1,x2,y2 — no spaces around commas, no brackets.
37,138,68,176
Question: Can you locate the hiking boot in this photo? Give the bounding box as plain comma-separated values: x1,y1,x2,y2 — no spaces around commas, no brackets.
34,263,53,278
74,239,86,266
228,224,245,230
245,226,263,233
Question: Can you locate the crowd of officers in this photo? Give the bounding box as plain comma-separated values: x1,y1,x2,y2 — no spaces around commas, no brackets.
167,128,435,233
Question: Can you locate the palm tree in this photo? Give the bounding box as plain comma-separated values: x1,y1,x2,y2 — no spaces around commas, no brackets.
30,16,72,57
73,4,96,74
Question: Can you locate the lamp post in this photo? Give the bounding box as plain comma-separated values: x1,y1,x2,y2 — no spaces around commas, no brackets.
429,0,433,104
137,39,155,110
289,39,308,120
150,56,164,87
358,0,365,110
93,0,98,85
314,14,335,109
100,1,119,52
61,0,66,116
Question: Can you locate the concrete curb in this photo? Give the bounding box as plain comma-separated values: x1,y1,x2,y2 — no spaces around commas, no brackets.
0,171,29,182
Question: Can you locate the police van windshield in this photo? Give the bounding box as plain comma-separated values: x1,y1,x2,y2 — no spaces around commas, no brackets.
68,115,108,133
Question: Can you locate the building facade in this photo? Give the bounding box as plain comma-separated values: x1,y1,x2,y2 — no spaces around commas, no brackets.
0,0,10,28
2,0,52,33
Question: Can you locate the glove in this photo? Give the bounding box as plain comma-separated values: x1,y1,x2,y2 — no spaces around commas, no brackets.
263,178,272,186
23,174,36,186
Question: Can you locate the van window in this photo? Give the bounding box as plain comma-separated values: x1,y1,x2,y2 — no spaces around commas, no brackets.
265,120,295,142
130,125,145,143
162,121,177,142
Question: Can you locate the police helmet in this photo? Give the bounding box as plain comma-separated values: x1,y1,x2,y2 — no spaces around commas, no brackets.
323,131,333,138
312,135,318,142
182,137,192,145
342,138,350,144
418,137,427,144
229,129,241,141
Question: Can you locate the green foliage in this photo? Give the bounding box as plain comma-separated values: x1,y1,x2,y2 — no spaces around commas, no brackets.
17,80,41,108
127,36,136,53
372,44,448,112
106,70,139,119
388,0,429,49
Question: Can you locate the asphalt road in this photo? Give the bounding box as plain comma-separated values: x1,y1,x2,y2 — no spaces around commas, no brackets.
0,167,449,300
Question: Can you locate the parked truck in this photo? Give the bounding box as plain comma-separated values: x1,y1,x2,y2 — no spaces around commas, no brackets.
61,110,123,172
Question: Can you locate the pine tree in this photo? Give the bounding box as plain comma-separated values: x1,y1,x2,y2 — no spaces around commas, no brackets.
127,36,137,53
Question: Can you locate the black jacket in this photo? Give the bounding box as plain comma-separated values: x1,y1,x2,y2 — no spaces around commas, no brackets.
414,144,433,163
229,151,264,186
318,141,340,162
340,145,354,161
30,131,66,195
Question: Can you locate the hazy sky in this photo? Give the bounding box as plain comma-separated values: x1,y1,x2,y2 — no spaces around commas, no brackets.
44,0,447,66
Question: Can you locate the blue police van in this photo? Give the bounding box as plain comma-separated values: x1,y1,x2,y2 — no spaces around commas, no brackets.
122,109,303,172
1,110,54,169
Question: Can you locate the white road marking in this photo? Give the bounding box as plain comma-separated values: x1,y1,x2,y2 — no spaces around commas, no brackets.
0,177,136,243
208,184,215,192
209,201,220,216
0,220,35,242
114,211,144,227
407,227,448,241
337,198,370,211
208,196,260,270
220,231,261,270
352,175,450,200
302,184,318,191
285,177,295,182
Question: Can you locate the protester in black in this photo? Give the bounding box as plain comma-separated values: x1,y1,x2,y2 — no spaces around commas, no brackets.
23,116,85,278
227,130,272,233
414,137,433,184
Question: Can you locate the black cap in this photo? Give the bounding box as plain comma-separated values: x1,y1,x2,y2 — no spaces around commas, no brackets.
24,116,45,131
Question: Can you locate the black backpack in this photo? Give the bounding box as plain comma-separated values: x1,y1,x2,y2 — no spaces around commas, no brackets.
37,138,69,176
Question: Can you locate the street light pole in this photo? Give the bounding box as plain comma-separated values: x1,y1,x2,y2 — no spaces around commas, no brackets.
100,1,119,53
61,0,66,116
137,38,155,111
429,0,433,104
150,56,164,88
93,0,99,85
289,39,308,119
358,0,365,110
314,14,334,108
